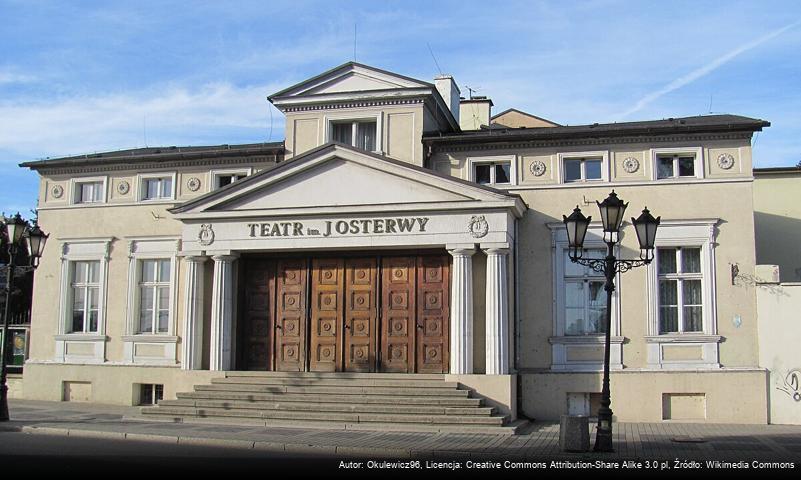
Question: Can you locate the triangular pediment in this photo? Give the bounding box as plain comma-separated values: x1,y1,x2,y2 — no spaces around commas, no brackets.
171,144,526,219
269,62,432,100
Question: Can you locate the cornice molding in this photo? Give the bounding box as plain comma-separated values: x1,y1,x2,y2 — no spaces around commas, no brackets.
428,132,753,154
282,97,426,113
36,155,278,176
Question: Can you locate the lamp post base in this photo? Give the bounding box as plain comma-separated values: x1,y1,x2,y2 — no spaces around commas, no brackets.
593,408,614,452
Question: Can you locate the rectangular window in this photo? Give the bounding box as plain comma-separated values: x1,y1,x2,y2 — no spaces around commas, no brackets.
76,182,103,203
657,247,703,333
473,161,512,186
215,173,247,189
138,259,171,334
657,155,696,179
564,248,606,335
70,261,101,333
330,120,377,151
142,177,173,200
139,384,164,405
563,157,602,183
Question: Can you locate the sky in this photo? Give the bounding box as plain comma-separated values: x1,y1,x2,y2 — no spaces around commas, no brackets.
1,0,800,215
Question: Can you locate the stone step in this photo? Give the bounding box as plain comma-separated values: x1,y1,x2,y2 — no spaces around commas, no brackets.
176,391,483,407
141,406,508,425
126,414,524,435
194,384,470,396
211,377,459,388
158,398,495,416
225,371,445,381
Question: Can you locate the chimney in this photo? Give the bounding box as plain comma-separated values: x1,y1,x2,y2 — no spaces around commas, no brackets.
459,96,493,130
434,75,460,124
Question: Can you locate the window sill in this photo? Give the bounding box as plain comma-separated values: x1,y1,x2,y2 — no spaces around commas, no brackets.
549,335,625,345
54,334,107,342
645,334,722,344
122,335,179,343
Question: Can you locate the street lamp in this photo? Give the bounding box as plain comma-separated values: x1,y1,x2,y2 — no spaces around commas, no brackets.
1,214,48,421
562,191,659,452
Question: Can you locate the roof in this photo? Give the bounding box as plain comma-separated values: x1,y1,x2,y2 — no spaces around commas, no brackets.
491,108,559,127
424,114,770,145
20,142,285,170
754,166,801,175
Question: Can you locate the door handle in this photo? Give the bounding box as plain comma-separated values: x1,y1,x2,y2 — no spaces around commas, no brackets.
276,325,282,330
416,324,423,329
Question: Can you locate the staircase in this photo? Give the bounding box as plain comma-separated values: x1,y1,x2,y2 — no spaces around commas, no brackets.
137,372,523,434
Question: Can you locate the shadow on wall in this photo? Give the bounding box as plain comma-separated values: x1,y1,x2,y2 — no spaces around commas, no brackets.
754,211,801,283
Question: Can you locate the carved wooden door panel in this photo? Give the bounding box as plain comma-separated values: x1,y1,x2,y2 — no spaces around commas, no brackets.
344,258,378,372
309,258,344,372
274,259,308,372
242,259,275,370
380,256,416,373
416,255,450,373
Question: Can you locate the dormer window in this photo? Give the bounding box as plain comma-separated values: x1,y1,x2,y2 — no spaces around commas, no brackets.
330,120,377,151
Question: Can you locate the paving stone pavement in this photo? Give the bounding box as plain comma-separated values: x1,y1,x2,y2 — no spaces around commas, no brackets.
4,399,801,464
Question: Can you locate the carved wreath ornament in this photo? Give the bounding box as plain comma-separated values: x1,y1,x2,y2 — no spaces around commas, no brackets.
51,184,64,199
468,215,489,238
117,180,130,195
187,177,202,192
198,224,215,246
622,157,640,174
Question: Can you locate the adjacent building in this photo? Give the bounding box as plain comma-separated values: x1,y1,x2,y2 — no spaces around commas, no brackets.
18,62,772,424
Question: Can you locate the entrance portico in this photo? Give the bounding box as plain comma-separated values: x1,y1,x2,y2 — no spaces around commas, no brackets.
170,143,526,378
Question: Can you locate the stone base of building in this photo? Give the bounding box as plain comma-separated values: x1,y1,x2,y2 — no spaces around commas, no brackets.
521,368,768,424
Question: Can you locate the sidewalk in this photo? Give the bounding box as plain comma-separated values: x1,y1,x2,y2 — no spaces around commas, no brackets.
4,399,801,462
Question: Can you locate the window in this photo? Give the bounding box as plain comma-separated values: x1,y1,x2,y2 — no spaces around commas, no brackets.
142,177,173,200
474,162,511,185
138,259,171,334
564,157,602,183
564,248,606,335
70,261,101,333
75,181,104,203
657,155,696,179
330,120,376,151
139,384,164,405
216,173,247,188
657,247,703,333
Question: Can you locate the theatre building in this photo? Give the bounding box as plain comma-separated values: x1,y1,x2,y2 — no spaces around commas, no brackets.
19,63,771,430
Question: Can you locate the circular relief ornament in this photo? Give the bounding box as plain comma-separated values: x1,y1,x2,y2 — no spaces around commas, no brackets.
198,224,215,246
622,157,640,174
717,153,735,170
51,185,64,199
468,215,489,238
117,180,130,195
187,177,201,192
529,160,547,177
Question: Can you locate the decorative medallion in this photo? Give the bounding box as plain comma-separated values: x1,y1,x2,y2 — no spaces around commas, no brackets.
198,223,215,246
622,157,640,174
51,184,64,199
529,160,547,177
117,180,130,195
468,215,489,238
717,153,735,170
187,177,201,192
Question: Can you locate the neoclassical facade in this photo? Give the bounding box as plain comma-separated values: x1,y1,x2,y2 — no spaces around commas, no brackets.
19,62,770,423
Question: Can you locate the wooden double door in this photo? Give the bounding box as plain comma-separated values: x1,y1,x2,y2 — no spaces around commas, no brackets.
240,254,450,373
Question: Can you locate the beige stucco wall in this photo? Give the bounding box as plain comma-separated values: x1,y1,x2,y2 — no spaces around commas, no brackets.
757,280,801,424
753,173,801,282
492,110,556,129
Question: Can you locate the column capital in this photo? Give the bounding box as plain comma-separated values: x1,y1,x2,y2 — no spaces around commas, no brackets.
211,253,239,262
448,247,476,257
482,247,510,256
183,255,207,263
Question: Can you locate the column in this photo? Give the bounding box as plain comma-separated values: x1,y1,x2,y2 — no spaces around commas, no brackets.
484,247,510,374
210,254,236,371
181,256,205,370
448,247,475,374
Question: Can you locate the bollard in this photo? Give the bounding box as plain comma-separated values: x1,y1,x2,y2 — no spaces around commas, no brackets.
559,415,590,452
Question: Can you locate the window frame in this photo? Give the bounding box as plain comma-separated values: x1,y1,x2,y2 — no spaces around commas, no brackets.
138,172,176,202
650,147,704,181
467,155,517,187
136,258,173,334
324,112,383,153
210,168,253,191
558,151,609,184
645,220,721,369
70,176,108,205
68,260,102,334
656,247,704,334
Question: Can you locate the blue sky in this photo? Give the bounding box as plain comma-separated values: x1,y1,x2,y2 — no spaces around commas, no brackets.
2,0,800,214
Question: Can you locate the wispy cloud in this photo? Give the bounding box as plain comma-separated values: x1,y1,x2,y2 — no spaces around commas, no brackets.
0,82,285,161
0,70,37,85
617,19,801,120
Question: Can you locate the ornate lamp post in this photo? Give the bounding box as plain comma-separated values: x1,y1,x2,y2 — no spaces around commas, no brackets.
1,213,48,421
562,191,659,452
